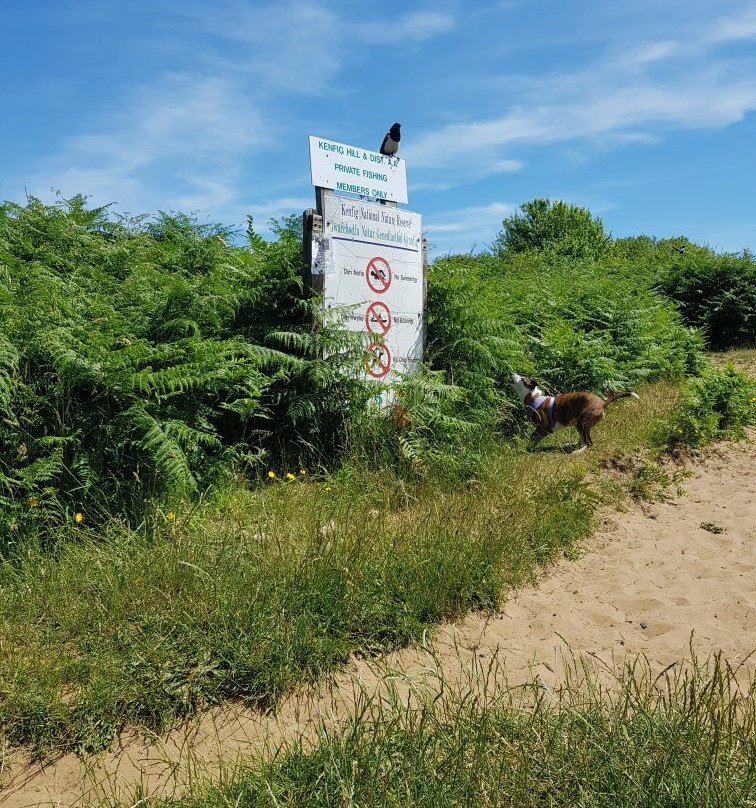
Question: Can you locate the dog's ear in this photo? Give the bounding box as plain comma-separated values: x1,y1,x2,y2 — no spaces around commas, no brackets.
522,376,537,390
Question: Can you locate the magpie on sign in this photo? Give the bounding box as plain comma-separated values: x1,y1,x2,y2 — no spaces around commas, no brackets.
379,123,401,156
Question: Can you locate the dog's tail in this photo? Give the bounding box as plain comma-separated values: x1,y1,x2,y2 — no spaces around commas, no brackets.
603,391,640,408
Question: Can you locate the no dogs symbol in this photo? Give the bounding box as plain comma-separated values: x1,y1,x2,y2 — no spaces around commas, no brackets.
365,257,392,294
365,301,392,336
364,342,392,379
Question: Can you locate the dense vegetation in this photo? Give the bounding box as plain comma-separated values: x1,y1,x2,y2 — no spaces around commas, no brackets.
0,196,369,545
0,193,754,756
3,195,753,546
655,242,756,349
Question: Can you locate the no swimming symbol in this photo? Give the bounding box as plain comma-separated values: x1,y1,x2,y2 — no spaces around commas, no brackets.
365,256,391,294
365,301,391,336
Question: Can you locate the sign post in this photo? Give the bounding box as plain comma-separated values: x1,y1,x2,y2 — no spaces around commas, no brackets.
303,134,425,399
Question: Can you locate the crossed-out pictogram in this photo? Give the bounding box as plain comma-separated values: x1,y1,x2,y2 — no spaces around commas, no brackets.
364,342,392,379
365,300,392,336
365,256,392,294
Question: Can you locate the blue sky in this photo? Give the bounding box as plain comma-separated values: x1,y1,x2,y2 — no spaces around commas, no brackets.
2,0,755,257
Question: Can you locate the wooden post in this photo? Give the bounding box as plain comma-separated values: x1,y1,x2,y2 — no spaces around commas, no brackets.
302,186,334,296
301,209,316,289
315,185,333,217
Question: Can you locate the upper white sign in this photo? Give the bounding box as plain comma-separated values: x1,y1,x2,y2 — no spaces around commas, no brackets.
309,135,408,204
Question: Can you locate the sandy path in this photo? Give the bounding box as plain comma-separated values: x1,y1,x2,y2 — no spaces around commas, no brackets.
2,434,755,806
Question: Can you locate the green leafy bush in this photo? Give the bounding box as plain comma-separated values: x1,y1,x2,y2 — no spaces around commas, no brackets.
494,197,609,261
427,249,701,426
0,192,743,549
0,198,371,546
663,362,756,448
655,247,756,349
347,367,494,482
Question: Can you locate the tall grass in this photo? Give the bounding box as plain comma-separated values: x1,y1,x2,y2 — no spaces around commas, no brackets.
0,450,592,754
114,651,756,807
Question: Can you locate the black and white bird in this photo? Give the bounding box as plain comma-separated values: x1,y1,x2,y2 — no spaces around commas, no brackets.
379,122,401,157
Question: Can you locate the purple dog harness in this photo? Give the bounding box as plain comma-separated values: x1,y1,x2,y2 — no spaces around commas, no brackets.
527,395,556,432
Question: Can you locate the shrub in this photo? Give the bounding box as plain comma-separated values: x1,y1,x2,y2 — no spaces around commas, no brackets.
663,362,756,448
427,249,701,428
0,198,371,546
494,198,609,261
655,246,756,349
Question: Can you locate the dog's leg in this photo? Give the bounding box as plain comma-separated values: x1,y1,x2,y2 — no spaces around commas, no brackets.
573,424,592,454
529,431,545,451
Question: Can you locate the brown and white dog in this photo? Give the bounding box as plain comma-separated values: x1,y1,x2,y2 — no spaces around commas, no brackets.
511,373,640,453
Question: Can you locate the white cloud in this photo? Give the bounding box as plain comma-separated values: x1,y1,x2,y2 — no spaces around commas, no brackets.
411,157,524,193
192,2,344,92
705,7,756,44
404,7,756,182
245,196,314,231
621,40,678,66
22,73,269,217
372,11,455,42
175,1,456,91
425,202,516,255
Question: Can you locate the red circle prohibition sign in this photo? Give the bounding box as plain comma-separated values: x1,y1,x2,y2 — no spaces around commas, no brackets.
365,301,392,336
365,342,392,379
365,256,392,294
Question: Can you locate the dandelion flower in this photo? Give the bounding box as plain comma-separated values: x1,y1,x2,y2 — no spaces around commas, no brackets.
74,512,84,523
268,470,276,479
325,486,332,492
285,472,295,481
299,468,306,476
29,496,39,507
166,511,175,521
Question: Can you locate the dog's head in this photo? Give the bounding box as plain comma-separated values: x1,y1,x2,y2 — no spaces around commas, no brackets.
511,373,541,403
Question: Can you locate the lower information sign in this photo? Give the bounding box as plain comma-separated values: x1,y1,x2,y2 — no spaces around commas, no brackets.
317,194,424,389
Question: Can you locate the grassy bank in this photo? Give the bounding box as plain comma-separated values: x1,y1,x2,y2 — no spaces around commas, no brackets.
119,653,756,808
0,383,676,756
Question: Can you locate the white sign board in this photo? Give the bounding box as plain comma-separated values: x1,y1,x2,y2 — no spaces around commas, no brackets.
309,135,408,204
318,195,423,387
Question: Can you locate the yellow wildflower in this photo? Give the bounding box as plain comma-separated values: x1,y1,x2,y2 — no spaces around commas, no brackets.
285,472,295,481
268,470,276,479
28,496,39,508
166,511,175,521
325,486,332,492
74,512,84,523
299,468,306,476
